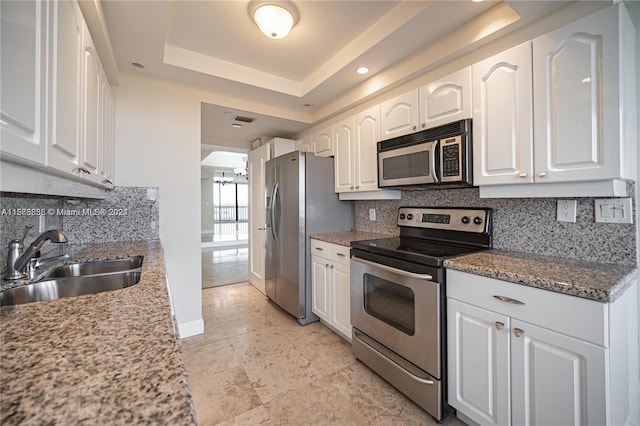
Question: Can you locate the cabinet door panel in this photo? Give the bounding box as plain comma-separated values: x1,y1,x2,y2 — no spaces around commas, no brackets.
380,91,419,139
82,34,100,182
354,106,380,191
0,0,46,165
314,126,333,157
447,299,510,426
533,5,620,182
333,118,354,192
511,319,607,426
47,0,83,174
419,67,472,130
311,255,330,322
331,262,351,340
473,42,533,185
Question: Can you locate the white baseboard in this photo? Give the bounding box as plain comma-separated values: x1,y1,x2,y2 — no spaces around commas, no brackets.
178,319,204,338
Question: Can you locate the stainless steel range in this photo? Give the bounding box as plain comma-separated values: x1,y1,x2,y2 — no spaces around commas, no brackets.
350,206,493,422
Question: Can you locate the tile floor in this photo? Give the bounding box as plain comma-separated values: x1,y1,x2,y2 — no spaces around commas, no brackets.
181,283,465,425
201,249,248,288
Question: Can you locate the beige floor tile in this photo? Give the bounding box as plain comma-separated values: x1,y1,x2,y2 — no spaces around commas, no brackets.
243,348,322,404
216,404,270,426
187,366,261,426
262,379,368,425
228,328,296,364
182,338,239,375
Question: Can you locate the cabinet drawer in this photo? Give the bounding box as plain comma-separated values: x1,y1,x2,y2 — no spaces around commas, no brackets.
331,244,351,265
447,270,608,347
311,239,332,259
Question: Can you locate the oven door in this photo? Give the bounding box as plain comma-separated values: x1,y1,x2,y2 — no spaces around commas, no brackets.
378,141,438,187
350,255,441,378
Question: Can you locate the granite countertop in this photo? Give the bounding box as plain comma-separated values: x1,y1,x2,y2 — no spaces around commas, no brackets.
0,240,196,425
444,249,638,303
310,231,393,247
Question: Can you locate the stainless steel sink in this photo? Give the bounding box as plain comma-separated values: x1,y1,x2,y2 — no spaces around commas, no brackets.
0,271,142,306
1,256,145,307
45,256,144,278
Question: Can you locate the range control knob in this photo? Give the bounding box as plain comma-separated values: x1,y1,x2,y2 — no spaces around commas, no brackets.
407,213,414,220
473,216,483,225
461,216,470,224
399,213,406,220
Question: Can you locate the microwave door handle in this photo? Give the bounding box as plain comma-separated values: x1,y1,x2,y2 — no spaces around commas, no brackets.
352,256,433,280
432,140,440,183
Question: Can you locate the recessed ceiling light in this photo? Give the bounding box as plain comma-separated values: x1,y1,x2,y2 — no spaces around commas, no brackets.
471,0,483,3
232,123,243,128
356,66,369,75
129,61,145,69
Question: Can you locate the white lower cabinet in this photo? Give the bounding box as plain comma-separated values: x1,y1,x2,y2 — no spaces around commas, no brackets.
447,269,638,426
311,239,351,341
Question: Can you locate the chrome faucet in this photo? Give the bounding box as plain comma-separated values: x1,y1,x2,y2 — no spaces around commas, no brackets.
5,228,68,280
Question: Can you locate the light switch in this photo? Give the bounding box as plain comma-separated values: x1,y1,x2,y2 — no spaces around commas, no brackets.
594,198,633,224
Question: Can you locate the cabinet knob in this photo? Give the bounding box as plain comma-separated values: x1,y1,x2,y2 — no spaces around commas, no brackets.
411,125,417,131
495,322,505,331
350,186,355,190
537,171,547,178
355,185,360,189
513,328,525,337
325,263,329,268
518,172,528,178
421,123,426,128
330,265,334,269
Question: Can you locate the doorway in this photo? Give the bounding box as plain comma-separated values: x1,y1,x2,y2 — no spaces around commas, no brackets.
201,150,249,288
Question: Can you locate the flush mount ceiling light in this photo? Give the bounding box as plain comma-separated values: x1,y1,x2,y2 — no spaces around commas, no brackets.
248,1,299,40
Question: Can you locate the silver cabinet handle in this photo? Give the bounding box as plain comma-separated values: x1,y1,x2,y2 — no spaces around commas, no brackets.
518,172,528,178
537,171,547,177
495,322,505,330
336,253,346,257
493,295,525,305
258,227,266,231
315,247,324,251
101,178,113,185
77,166,91,175
352,256,433,281
514,328,525,337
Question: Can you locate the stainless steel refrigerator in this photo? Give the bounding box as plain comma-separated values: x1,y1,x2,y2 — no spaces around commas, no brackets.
265,151,353,325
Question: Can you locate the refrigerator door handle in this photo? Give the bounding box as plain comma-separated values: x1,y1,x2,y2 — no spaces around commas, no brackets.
272,182,280,241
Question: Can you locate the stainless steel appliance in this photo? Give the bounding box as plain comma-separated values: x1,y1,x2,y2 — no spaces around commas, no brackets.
377,119,472,189
350,206,492,422
265,151,353,325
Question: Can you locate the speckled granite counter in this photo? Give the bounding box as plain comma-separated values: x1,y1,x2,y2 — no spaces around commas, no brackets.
310,231,393,247
444,250,638,303
0,240,196,425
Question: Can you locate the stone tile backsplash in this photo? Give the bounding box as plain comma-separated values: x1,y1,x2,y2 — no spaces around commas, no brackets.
0,187,159,273
354,182,637,266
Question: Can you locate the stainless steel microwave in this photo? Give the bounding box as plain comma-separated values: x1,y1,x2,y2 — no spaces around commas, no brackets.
377,119,472,189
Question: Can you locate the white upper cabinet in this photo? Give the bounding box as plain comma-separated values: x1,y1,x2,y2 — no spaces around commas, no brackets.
81,25,101,184
313,125,334,157
100,68,115,187
296,135,313,153
532,3,635,184
0,1,47,165
333,106,401,200
353,106,381,192
333,117,355,192
473,42,534,186
46,0,83,176
380,90,419,140
419,67,472,130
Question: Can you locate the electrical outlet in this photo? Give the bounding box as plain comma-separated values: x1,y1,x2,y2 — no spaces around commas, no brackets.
557,199,577,222
369,208,376,221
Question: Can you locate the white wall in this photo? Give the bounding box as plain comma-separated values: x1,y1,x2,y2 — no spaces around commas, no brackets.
114,72,203,337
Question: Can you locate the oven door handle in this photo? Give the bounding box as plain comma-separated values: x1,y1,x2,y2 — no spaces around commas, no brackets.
351,256,433,281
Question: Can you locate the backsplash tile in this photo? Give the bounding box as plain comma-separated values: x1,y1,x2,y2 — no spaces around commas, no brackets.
354,182,637,266
0,187,159,275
